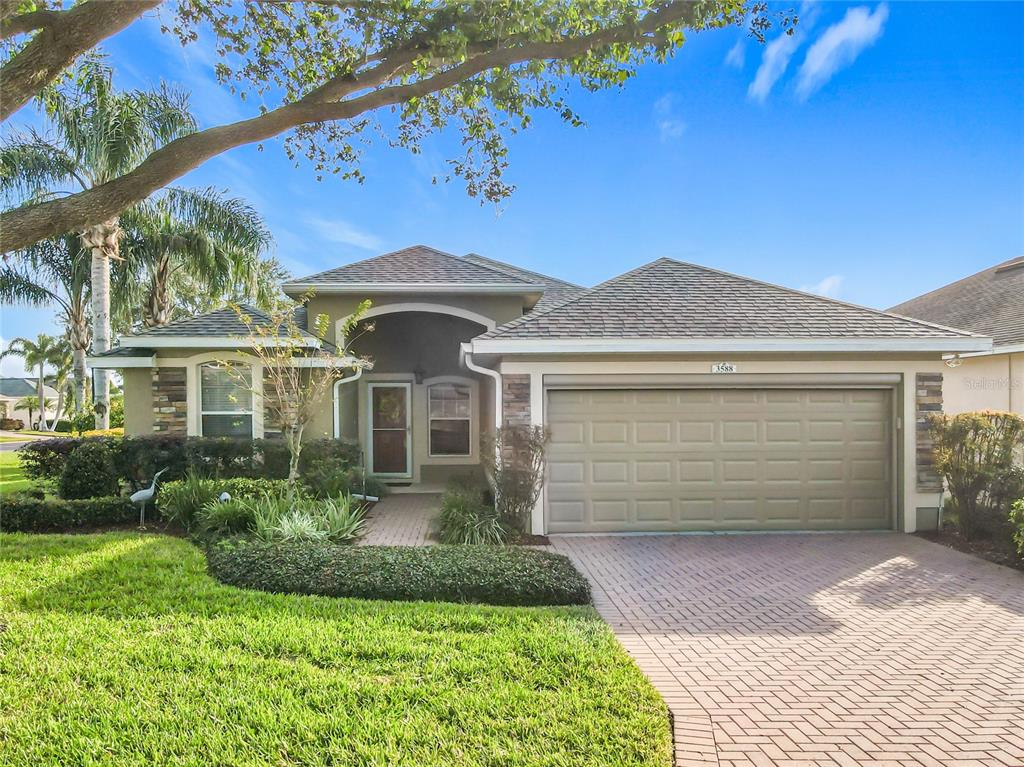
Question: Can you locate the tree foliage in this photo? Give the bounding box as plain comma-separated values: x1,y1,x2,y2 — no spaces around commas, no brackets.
1,1,794,252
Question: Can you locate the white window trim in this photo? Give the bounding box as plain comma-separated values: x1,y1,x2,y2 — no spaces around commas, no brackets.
195,361,259,439
427,382,473,458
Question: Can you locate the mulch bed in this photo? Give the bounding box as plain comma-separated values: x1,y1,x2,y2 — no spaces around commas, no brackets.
915,526,1024,572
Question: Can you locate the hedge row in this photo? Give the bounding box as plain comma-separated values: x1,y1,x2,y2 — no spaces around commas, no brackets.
18,435,361,489
1,496,136,533
206,539,591,607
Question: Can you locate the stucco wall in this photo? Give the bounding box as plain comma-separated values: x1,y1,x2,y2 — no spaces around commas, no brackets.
122,368,154,435
942,352,1023,415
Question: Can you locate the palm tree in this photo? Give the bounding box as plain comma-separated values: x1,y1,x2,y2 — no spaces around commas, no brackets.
0,235,91,408
46,340,74,425
0,57,196,427
118,187,272,327
12,396,37,429
1,334,61,430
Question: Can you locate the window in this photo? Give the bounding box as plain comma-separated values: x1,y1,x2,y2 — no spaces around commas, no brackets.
200,364,253,438
428,383,471,456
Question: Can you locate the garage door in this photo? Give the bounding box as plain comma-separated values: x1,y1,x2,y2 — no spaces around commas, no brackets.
546,388,893,533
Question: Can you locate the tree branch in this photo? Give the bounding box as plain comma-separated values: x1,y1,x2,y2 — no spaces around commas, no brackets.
1,1,694,252
1,0,161,123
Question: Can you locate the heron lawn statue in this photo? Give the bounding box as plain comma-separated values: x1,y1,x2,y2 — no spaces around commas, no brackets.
131,468,168,528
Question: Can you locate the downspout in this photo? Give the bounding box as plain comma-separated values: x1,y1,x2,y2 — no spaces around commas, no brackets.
332,367,363,439
460,342,502,429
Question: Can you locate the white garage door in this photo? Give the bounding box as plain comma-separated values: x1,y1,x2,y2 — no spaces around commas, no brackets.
546,388,893,533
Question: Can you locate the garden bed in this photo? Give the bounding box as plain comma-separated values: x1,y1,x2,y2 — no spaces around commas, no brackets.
0,533,670,766
915,526,1024,572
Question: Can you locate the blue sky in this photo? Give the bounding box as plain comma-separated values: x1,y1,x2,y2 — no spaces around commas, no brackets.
2,1,1023,375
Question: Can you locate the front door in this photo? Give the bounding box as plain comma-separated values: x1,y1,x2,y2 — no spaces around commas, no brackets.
369,383,411,476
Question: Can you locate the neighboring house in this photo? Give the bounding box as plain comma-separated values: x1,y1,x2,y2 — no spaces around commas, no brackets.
0,377,58,428
889,256,1024,415
90,245,990,534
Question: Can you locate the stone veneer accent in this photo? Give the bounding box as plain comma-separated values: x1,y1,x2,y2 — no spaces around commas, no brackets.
501,374,531,427
152,367,187,434
916,372,943,493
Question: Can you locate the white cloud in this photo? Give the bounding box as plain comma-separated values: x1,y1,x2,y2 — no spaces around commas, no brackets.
800,274,844,298
748,31,802,103
653,94,686,143
725,40,745,69
796,3,889,100
304,216,382,251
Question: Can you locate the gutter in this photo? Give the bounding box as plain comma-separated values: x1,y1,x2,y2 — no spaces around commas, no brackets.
460,342,502,429
332,367,363,439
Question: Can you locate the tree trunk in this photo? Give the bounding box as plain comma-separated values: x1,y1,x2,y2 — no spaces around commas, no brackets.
81,219,122,430
68,305,90,410
287,424,305,485
54,384,65,430
36,361,49,431
143,253,173,327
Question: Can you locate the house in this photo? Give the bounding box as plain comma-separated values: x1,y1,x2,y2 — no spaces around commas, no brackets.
90,245,990,534
0,377,58,428
889,256,1024,415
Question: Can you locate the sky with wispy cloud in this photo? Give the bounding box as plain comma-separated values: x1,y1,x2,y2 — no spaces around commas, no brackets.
2,1,1022,375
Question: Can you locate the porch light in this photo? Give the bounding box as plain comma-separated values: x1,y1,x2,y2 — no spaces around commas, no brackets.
944,354,963,369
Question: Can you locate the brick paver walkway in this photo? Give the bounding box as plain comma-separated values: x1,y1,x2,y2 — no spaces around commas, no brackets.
359,493,439,546
553,533,1024,767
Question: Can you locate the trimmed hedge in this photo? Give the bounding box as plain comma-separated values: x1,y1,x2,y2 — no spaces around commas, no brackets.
58,441,119,499
0,495,136,533
18,435,362,490
206,540,591,607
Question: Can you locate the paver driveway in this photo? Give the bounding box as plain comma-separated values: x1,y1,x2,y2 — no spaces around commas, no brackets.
553,533,1024,767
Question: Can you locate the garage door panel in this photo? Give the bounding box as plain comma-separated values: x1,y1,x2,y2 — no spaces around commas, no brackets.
546,388,893,533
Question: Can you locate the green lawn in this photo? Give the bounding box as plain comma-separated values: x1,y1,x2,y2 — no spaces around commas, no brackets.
0,451,31,494
0,533,671,766
0,435,27,443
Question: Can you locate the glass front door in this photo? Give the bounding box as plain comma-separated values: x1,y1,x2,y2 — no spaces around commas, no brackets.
369,384,410,476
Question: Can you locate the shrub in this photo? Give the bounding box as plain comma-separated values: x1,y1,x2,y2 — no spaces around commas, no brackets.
18,437,82,481
482,425,549,533
1010,498,1024,558
930,412,1024,540
0,495,135,532
58,441,119,500
250,493,366,543
195,497,260,538
303,464,388,500
157,474,293,530
0,417,23,430
206,540,591,606
438,476,508,545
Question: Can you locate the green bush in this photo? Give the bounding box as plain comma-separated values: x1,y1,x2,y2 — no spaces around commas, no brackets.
194,497,259,538
438,476,508,545
1010,498,1024,557
250,493,366,543
206,540,591,606
157,474,293,530
303,464,388,500
0,495,135,532
930,412,1024,540
58,441,119,500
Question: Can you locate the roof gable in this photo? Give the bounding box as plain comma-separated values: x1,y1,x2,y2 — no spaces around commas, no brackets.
121,304,328,348
285,245,541,290
0,378,41,397
888,257,1024,347
480,258,983,342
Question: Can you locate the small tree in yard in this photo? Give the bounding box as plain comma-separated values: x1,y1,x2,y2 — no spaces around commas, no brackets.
482,425,549,534
226,298,372,485
929,411,1024,541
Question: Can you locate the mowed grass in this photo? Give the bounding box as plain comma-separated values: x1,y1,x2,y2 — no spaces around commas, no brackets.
0,451,31,494
0,533,671,767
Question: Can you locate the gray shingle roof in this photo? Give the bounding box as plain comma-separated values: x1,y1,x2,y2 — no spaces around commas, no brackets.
0,378,55,398
481,258,982,340
124,304,327,347
462,253,586,311
285,245,541,288
91,347,154,359
888,257,1024,347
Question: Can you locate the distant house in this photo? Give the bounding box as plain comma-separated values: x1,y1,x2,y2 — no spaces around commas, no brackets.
0,377,59,428
889,257,1023,415
91,245,988,534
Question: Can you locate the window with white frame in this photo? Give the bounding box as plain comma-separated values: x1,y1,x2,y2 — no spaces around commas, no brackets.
428,382,471,456
200,364,253,438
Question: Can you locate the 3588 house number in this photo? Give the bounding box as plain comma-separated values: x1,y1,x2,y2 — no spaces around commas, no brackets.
711,362,737,374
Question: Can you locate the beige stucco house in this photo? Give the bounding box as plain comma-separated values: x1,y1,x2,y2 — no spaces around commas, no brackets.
0,377,58,428
889,256,1023,415
91,245,990,535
